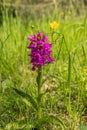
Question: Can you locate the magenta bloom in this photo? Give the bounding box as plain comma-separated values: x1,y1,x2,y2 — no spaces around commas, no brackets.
27,32,54,71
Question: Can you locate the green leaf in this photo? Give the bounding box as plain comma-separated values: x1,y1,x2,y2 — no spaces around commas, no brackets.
36,114,66,130
35,116,49,128
5,122,26,130
67,54,72,115
67,54,71,86
13,88,38,110
48,114,66,130
82,45,86,61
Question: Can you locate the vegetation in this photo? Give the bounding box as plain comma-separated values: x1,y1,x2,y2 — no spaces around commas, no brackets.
0,2,87,130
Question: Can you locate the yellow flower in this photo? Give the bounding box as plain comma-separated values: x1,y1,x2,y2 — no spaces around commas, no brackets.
83,69,87,74
50,21,59,29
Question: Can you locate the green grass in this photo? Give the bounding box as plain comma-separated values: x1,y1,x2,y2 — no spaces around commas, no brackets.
0,11,87,130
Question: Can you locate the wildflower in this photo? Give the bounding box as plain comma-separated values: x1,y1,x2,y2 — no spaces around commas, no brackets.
27,32,54,71
50,21,59,29
83,69,87,74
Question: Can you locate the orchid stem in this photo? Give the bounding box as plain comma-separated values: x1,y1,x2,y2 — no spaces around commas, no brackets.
37,66,42,120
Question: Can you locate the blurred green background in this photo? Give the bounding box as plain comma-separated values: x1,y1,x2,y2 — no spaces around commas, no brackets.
0,0,87,21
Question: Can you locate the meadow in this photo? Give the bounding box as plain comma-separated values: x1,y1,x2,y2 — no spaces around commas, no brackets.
0,9,87,130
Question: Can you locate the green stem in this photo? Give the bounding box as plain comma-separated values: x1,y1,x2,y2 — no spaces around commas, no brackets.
36,66,42,119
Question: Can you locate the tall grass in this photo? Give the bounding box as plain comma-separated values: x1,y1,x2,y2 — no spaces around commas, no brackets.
0,9,87,130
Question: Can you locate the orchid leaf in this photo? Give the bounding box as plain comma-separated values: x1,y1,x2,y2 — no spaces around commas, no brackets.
13,88,38,110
